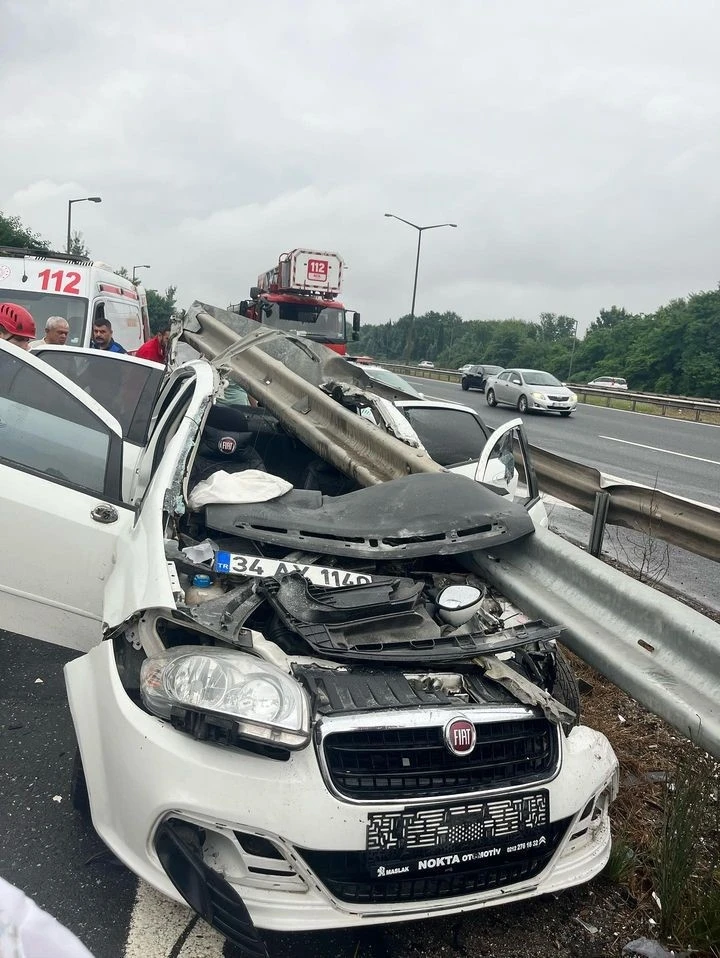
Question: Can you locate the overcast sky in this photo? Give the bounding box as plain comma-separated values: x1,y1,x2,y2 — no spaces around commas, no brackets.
3,0,720,332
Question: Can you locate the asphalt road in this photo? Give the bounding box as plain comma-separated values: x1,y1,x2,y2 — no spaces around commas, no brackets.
406,376,720,609
406,376,720,509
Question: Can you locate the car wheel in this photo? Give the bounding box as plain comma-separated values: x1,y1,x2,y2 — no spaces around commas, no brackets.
70,747,90,819
552,650,581,728
486,388,497,407
517,395,528,413
560,411,572,417
461,381,469,391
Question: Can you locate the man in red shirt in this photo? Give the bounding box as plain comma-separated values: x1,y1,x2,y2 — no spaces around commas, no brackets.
135,323,170,364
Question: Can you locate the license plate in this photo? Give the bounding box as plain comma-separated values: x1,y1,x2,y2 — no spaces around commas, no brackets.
214,551,373,587
366,791,549,878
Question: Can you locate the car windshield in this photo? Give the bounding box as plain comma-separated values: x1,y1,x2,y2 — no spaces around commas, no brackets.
482,366,503,375
522,370,563,387
363,367,423,399
0,290,88,345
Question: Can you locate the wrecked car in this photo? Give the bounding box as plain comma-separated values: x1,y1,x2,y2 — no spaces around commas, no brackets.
0,309,618,956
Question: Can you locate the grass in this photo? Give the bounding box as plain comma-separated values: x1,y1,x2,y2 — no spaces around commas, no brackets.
579,393,720,425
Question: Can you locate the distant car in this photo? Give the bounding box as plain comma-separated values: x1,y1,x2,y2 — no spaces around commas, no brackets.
587,376,628,391
485,368,577,417
418,360,434,368
458,363,474,374
461,364,504,393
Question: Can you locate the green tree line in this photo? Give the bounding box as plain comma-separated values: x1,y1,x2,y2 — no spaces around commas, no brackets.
353,298,720,399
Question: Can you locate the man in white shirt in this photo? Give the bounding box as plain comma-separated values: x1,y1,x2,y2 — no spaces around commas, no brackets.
29,316,70,349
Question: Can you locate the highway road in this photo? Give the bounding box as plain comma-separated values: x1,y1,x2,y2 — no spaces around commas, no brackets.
405,376,720,509
405,376,720,610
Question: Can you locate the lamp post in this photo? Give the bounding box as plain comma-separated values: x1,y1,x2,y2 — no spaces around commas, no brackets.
567,319,579,381
384,213,457,322
132,264,151,283
66,196,102,253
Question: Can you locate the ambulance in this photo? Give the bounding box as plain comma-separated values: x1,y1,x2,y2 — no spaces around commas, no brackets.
0,246,150,351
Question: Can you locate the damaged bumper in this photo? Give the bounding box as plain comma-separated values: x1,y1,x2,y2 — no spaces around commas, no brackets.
67,641,618,938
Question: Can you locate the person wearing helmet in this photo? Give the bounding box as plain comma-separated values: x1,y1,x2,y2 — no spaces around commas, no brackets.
0,302,37,350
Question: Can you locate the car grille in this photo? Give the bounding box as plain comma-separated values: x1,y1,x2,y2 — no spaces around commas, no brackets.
297,818,570,904
321,717,559,800
548,394,570,402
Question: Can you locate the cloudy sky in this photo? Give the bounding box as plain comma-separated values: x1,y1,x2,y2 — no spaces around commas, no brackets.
3,0,720,332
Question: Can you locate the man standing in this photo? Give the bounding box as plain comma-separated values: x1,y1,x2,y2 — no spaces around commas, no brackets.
0,302,36,350
91,318,126,353
134,323,170,364
29,316,70,348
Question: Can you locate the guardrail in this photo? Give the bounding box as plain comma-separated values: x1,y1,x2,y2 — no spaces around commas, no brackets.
377,363,720,423
471,526,720,759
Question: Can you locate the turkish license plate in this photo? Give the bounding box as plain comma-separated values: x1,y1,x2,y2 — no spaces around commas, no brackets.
214,551,373,587
366,791,549,878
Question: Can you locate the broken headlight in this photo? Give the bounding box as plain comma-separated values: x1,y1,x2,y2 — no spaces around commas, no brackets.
140,647,310,749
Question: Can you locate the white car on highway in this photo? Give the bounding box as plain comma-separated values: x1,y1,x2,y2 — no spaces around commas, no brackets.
0,309,617,954
485,369,578,417
587,376,628,391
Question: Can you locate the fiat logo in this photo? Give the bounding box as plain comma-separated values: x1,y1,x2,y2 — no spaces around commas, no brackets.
444,717,476,757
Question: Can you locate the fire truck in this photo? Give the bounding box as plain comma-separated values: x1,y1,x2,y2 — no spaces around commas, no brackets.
0,246,150,351
229,249,360,355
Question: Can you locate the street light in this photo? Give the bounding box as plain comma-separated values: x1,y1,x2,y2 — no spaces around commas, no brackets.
567,319,579,380
132,264,151,283
66,196,102,253
384,213,457,322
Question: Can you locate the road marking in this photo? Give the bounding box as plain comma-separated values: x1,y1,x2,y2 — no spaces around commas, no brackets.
124,882,225,957
598,436,720,466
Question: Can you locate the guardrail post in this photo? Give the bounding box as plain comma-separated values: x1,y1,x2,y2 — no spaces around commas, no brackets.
589,491,611,557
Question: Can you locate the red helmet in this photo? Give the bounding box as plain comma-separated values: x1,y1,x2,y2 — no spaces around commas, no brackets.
0,302,36,340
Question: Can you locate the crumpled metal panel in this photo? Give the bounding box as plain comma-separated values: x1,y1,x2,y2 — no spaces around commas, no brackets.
470,525,720,758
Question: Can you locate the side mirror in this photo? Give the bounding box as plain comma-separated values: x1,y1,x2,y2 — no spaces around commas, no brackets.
352,312,361,332
249,286,261,299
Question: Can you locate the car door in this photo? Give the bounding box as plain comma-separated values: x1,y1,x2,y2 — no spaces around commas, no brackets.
474,418,539,503
493,370,511,404
0,343,134,651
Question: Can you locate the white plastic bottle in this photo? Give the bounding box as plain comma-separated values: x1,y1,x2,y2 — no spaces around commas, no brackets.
184,574,225,605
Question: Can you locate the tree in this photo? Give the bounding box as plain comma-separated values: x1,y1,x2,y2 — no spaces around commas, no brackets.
0,211,50,250
146,286,177,333
68,230,91,257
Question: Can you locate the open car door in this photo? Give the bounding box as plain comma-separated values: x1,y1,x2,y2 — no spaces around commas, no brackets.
0,343,134,651
474,418,539,503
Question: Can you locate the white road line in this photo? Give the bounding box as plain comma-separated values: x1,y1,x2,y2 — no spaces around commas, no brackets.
124,882,225,958
598,436,720,466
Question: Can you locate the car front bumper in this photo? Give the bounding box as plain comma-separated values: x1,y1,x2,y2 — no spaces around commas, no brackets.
66,641,618,937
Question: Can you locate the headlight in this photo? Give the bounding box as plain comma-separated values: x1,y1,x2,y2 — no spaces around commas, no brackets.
141,647,310,749
568,392,577,402
531,391,548,402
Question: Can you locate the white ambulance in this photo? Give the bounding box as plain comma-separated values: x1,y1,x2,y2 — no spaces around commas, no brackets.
0,246,150,352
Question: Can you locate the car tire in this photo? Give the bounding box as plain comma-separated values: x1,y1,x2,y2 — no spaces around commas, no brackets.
560,411,572,417
70,746,91,819
518,395,528,414
486,389,497,407
461,381,469,391
552,650,581,728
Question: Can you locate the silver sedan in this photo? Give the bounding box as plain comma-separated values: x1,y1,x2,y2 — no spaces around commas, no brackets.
485,368,577,416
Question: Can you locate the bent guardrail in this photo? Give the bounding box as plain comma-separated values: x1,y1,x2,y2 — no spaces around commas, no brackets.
471,526,720,759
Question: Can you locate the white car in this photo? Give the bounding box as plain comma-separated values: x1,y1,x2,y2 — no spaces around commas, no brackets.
0,308,617,951
418,360,434,368
587,376,628,391
485,369,578,417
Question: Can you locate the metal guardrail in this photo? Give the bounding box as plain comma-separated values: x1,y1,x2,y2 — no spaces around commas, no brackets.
471,526,720,759
378,363,720,423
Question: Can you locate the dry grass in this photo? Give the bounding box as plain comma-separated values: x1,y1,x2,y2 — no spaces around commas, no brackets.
564,646,720,955
579,394,720,425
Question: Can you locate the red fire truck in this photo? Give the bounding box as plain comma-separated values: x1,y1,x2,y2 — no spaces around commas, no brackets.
229,249,360,355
